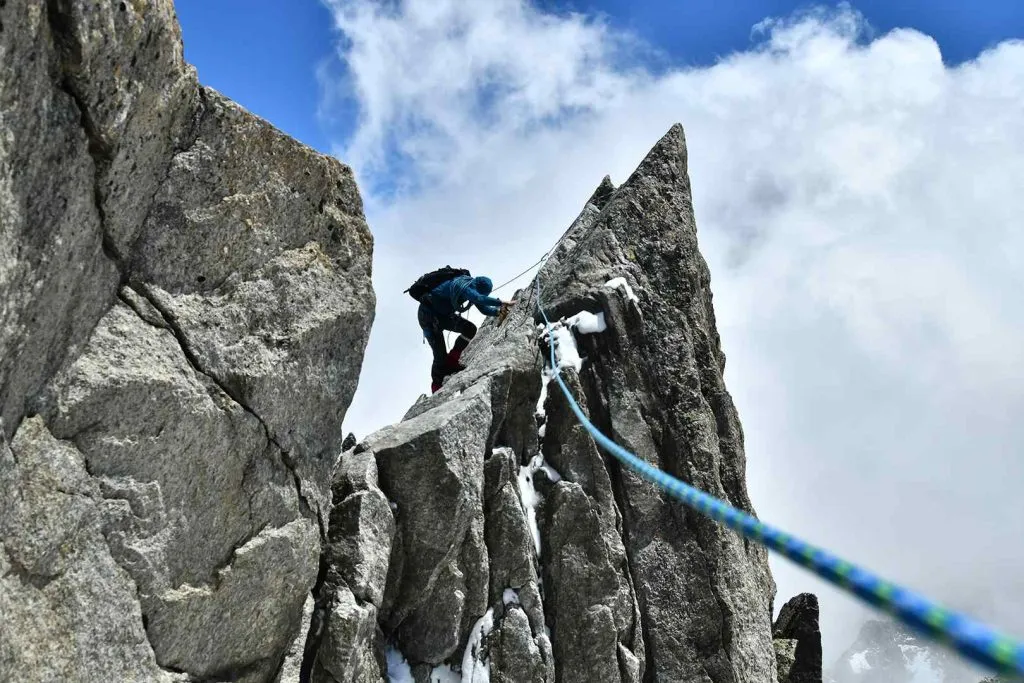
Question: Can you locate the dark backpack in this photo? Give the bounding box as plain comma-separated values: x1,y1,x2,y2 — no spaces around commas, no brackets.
405,266,470,303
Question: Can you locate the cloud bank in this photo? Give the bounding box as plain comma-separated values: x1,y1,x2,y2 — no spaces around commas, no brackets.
319,0,1024,667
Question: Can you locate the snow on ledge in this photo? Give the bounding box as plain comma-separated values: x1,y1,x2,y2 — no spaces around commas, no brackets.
430,664,461,683
502,588,521,606
605,276,639,303
393,608,495,682
548,324,582,373
536,375,549,417
386,646,414,683
564,310,606,334
536,307,607,379
461,608,495,682
517,452,564,558
533,452,562,484
518,457,543,556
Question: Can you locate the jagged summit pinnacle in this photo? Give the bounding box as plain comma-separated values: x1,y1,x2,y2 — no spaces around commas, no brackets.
303,122,819,683
586,174,617,210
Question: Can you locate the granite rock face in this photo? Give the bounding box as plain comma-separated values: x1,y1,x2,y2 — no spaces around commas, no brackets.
308,125,807,682
0,1,374,680
0,418,184,682
372,383,493,665
2,2,820,677
302,449,394,683
536,123,779,682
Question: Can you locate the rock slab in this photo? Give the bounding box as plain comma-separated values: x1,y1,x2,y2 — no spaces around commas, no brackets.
0,1,374,680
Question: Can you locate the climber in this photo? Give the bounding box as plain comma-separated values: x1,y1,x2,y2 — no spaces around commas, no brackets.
405,267,514,393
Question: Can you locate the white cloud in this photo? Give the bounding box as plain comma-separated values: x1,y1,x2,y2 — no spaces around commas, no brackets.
321,0,644,192
319,0,1024,669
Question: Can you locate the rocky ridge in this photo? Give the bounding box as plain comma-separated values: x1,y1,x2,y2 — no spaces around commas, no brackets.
304,126,822,682
0,1,826,682
1,1,373,680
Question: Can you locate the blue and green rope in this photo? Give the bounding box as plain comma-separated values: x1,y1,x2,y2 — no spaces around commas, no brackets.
535,276,1024,677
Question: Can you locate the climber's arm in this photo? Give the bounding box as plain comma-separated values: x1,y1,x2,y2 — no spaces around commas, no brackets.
464,283,503,311
478,303,501,317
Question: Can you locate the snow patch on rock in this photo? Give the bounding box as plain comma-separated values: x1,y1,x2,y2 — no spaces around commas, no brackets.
462,608,495,683
517,453,563,557
388,609,495,683
605,276,639,303
537,307,606,380
430,665,462,683
518,457,544,556
548,324,582,373
536,377,549,417
564,310,607,334
386,646,415,683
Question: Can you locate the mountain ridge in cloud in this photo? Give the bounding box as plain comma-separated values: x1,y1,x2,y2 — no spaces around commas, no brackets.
318,0,1024,667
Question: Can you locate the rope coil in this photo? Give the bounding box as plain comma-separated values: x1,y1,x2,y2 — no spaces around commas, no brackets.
534,273,1024,677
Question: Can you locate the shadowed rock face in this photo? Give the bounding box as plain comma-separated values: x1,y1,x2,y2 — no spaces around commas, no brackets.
0,1,374,681
774,593,823,683
311,125,814,683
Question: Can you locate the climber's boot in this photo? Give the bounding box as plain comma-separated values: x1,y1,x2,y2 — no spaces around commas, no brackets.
445,347,466,374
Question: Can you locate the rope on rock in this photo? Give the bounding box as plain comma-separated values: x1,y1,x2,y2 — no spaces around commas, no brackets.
492,247,557,294
534,273,1024,677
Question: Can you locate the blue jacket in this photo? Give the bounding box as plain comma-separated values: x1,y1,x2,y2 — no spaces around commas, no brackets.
425,275,502,317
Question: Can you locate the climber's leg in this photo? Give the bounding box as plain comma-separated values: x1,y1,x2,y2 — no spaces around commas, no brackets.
445,317,477,371
419,306,448,393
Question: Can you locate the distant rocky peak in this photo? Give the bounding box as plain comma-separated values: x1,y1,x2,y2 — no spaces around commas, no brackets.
829,619,985,683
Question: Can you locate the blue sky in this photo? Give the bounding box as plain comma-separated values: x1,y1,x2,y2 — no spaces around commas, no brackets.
176,0,1022,158
177,1,337,151
175,0,1024,672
